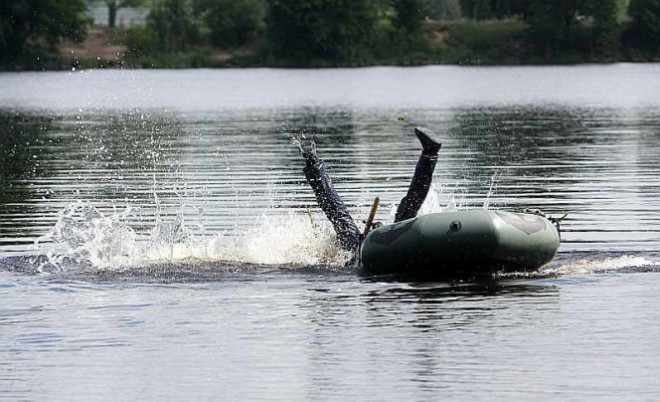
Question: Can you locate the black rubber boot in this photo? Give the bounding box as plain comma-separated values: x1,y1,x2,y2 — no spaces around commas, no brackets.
415,126,441,156
293,135,320,166
394,127,441,223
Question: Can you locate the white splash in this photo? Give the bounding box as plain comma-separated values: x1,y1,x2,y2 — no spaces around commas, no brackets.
387,183,467,220
35,202,350,272
483,171,499,210
544,255,660,275
36,202,139,271
420,182,467,215
225,212,350,265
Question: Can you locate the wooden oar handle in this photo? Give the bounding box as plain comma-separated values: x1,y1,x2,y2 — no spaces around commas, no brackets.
362,197,381,237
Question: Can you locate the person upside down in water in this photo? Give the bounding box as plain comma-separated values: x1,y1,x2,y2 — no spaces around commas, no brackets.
294,127,441,253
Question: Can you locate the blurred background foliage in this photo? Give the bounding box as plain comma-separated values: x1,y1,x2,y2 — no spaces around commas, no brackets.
1,0,660,69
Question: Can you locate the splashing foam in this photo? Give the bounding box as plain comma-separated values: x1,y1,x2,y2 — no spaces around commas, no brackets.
226,213,350,265
36,202,139,271
384,183,467,220
544,255,660,275
35,202,350,272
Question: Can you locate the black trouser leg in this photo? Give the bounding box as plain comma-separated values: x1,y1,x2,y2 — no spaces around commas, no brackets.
394,153,438,223
303,161,362,251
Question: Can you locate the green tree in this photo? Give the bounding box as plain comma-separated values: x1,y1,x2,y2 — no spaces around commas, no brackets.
204,0,264,47
266,0,378,65
525,0,618,58
105,0,145,29
459,0,490,19
427,0,462,20
391,0,427,35
591,0,619,54
459,0,529,19
617,0,631,20
493,0,530,18
628,0,660,49
147,0,196,52
0,0,88,63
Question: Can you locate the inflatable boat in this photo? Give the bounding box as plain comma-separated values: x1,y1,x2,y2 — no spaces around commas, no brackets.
358,210,560,279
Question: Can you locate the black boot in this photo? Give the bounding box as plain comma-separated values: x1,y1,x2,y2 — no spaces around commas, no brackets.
415,126,441,156
394,127,442,223
293,134,319,166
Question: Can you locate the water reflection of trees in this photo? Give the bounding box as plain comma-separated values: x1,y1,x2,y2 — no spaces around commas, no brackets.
450,107,599,177
0,111,43,201
61,111,186,198
272,107,363,210
278,107,358,145
445,106,612,211
0,109,189,241
448,106,660,251
64,111,199,234
0,110,54,240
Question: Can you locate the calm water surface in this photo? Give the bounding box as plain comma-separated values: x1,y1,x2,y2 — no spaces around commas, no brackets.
1,66,660,400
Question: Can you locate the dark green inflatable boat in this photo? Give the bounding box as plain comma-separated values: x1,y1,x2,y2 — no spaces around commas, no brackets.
359,210,560,279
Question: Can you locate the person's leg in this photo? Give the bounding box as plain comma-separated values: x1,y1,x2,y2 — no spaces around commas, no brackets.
296,137,362,251
394,127,442,223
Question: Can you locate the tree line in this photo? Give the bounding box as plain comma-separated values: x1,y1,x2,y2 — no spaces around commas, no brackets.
2,0,660,68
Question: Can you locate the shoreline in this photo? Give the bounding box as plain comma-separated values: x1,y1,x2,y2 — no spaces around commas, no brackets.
3,25,658,72
6,53,659,72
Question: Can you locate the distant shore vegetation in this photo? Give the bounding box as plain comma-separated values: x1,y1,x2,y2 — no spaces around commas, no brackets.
2,0,660,71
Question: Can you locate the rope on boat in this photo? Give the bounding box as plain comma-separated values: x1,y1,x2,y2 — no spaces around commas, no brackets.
524,208,567,239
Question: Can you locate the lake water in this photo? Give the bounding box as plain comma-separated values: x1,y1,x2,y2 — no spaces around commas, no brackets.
1,65,660,400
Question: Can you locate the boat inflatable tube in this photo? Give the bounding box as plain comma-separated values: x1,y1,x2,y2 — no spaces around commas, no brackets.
359,210,560,279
